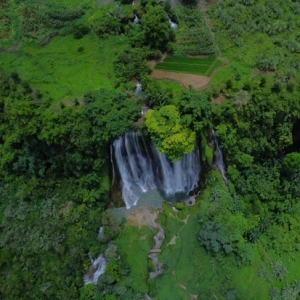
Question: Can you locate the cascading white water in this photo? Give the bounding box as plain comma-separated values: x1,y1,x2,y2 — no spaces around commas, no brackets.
110,146,115,187
97,226,105,241
133,14,139,24
83,254,107,285
134,82,142,96
112,132,201,208
212,130,228,184
168,17,178,29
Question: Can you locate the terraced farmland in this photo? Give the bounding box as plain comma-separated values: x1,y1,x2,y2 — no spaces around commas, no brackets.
155,56,223,76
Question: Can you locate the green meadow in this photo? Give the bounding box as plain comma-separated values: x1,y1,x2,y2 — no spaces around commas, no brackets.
0,34,126,103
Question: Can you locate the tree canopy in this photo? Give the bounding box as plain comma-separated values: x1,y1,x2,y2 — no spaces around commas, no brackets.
145,105,196,161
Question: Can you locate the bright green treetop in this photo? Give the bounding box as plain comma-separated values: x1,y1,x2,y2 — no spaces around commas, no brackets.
145,105,196,162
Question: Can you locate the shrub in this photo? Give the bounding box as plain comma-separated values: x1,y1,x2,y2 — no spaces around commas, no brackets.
198,221,233,254
73,25,89,39
271,260,288,281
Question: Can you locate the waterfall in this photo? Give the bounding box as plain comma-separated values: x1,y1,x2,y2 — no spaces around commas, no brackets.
133,14,139,24
97,226,105,241
110,145,115,187
83,254,107,285
168,17,178,30
112,132,201,208
212,130,227,184
135,82,142,96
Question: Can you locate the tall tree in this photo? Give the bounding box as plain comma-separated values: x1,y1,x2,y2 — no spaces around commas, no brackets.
141,4,174,51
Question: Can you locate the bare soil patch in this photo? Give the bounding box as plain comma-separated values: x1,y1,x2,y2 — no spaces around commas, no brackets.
212,93,226,104
126,206,161,229
60,201,72,214
168,234,178,246
152,70,210,90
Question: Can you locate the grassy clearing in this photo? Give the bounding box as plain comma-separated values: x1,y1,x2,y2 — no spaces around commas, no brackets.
0,34,127,102
212,61,252,88
155,56,223,76
115,225,155,293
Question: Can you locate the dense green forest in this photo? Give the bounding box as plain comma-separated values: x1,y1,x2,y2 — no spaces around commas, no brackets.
1,0,300,299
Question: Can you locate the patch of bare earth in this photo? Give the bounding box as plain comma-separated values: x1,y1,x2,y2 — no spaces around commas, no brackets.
60,201,72,214
167,235,178,246
126,207,161,229
212,93,226,104
152,70,210,90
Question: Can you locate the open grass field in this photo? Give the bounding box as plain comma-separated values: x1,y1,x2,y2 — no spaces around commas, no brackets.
155,56,223,77
0,34,127,102
115,225,154,294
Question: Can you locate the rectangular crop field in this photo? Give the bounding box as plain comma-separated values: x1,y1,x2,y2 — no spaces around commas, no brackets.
155,56,223,76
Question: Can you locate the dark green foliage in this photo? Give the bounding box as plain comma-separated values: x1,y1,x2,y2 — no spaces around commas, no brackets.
114,48,151,82
125,23,146,49
88,4,123,37
283,152,300,174
199,221,233,254
178,88,212,137
0,73,141,299
256,55,278,71
77,46,84,52
271,81,283,93
198,172,257,264
83,89,140,141
10,71,20,83
73,25,90,39
141,5,175,51
0,182,106,299
141,75,172,108
21,80,32,94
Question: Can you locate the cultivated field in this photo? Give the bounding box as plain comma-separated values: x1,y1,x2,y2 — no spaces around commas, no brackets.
155,56,223,76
